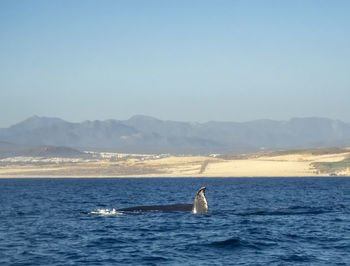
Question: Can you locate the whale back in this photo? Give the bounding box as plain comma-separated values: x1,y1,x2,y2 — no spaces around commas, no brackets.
192,187,208,214
119,203,192,212
118,187,208,213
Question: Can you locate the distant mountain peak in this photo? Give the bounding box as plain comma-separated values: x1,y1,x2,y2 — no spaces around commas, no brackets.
16,115,67,125
8,116,72,133
128,115,161,122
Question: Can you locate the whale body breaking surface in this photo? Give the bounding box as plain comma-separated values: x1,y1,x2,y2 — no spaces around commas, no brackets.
119,187,208,214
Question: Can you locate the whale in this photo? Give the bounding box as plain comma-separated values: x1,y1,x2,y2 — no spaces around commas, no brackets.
192,186,208,214
119,187,208,213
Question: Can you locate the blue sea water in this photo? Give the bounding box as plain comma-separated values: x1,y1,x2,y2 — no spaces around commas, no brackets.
1,177,350,265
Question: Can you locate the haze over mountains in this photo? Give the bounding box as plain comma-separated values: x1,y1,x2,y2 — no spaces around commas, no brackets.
1,115,350,155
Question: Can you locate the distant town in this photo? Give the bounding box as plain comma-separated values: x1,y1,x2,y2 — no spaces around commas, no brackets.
0,151,171,165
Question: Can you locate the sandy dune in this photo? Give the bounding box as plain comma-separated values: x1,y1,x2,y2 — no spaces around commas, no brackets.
1,149,349,178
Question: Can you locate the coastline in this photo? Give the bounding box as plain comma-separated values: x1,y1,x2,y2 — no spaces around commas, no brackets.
1,148,350,178
0,174,348,178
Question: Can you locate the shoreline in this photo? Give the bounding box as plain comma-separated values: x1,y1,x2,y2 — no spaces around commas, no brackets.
1,148,350,178
0,175,349,179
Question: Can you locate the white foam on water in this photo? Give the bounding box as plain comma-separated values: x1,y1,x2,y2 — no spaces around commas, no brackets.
89,208,124,216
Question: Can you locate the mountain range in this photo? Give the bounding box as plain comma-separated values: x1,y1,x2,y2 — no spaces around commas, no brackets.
1,115,350,154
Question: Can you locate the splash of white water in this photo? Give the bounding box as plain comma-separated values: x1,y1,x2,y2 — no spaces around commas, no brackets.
89,208,123,215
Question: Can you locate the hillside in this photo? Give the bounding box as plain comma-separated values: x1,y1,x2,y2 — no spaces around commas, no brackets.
1,116,350,154
0,143,89,159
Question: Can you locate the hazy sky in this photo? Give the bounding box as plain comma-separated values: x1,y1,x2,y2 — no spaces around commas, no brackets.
1,0,350,127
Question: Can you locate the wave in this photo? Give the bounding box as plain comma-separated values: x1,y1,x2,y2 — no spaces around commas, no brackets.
279,254,315,262
233,205,343,216
206,237,276,250
210,237,241,247
89,209,124,216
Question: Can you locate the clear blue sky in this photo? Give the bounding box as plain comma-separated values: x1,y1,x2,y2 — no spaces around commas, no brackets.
1,0,350,127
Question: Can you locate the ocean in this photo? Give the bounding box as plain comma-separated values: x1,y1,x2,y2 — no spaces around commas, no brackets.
1,177,349,265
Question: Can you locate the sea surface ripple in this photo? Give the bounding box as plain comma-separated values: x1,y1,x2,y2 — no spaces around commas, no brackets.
1,177,350,265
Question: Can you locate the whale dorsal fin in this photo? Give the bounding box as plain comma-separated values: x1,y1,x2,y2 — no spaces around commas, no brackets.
192,186,208,214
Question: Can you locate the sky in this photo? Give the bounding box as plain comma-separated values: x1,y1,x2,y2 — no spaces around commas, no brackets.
1,0,350,127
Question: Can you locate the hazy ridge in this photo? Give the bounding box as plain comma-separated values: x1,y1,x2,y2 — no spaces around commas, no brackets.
1,115,350,154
